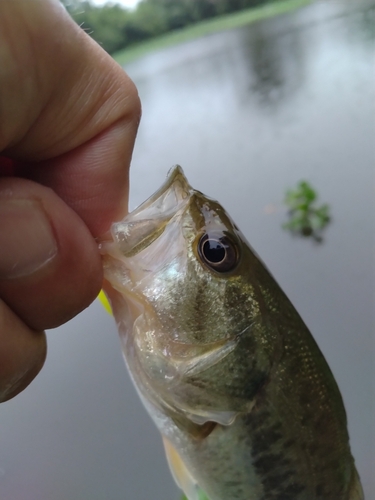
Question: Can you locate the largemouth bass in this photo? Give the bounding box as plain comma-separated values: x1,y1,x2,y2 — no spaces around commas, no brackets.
100,166,363,500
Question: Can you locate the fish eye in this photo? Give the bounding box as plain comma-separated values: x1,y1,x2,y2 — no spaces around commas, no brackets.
198,233,239,273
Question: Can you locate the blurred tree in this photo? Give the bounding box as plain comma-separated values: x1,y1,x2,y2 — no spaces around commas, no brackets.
130,1,168,39
61,0,133,53
214,0,265,15
60,0,82,12
143,0,194,30
190,0,217,21
60,0,272,54
83,5,131,53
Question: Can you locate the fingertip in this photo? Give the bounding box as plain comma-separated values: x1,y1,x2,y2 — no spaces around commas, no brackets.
0,177,103,331
0,299,47,403
22,118,138,237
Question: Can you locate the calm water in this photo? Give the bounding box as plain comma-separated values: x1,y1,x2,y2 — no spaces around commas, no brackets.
127,0,374,496
0,1,373,499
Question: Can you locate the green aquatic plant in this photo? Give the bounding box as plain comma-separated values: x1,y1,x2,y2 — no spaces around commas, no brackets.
283,180,331,242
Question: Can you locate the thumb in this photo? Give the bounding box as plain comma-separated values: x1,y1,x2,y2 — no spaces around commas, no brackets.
0,176,103,402
0,177,103,332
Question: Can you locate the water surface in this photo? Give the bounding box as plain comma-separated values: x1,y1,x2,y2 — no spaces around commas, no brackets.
0,1,373,499
127,0,374,496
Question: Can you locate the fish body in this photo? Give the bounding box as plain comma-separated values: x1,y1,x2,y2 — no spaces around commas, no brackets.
101,166,363,500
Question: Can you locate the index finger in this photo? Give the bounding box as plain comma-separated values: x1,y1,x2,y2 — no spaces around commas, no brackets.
0,0,141,236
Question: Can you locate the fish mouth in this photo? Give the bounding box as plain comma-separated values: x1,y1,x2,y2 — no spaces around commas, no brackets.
129,165,192,219
109,165,193,258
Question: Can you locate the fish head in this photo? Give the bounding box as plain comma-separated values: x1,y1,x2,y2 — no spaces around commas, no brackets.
101,166,282,424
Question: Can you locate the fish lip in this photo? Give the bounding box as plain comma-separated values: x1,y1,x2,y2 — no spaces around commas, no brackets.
101,166,193,259
126,165,192,220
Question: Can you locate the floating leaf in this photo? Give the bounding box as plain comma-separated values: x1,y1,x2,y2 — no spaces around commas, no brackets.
283,181,331,242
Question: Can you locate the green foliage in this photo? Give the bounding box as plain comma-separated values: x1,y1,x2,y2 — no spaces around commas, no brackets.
130,1,169,39
61,0,309,55
283,181,331,242
63,1,133,54
113,0,312,65
215,0,265,15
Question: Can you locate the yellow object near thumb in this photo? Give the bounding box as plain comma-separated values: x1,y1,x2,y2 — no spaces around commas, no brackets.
98,289,113,315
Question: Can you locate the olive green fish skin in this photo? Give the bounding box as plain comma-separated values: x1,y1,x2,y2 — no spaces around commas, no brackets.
152,244,358,500
168,249,358,500
102,166,363,500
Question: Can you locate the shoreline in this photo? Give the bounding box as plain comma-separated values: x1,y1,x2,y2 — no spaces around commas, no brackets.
113,0,313,66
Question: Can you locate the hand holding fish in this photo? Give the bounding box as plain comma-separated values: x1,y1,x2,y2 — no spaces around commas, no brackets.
0,0,140,402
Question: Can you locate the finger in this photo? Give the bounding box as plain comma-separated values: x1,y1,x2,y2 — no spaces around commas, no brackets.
18,121,134,237
0,299,46,403
1,0,140,160
0,177,102,331
0,0,141,233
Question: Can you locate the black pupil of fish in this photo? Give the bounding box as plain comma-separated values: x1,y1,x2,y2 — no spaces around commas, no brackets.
203,239,226,263
198,234,238,272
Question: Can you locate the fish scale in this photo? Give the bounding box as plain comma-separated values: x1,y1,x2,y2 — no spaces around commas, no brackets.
100,166,363,500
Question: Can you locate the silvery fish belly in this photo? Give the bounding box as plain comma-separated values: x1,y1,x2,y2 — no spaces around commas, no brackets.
100,166,363,500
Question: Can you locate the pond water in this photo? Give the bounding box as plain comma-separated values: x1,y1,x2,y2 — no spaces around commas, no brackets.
127,0,374,496
0,1,373,499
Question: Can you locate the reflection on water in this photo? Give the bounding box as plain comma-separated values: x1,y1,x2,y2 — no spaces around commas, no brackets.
125,0,374,498
240,19,304,108
347,2,375,42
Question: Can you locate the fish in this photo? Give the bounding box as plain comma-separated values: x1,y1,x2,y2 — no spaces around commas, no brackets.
99,166,363,500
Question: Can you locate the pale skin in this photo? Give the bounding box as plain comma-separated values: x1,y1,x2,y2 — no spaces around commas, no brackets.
0,0,141,402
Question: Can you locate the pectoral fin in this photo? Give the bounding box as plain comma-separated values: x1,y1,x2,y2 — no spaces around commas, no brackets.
162,436,200,500
348,468,364,500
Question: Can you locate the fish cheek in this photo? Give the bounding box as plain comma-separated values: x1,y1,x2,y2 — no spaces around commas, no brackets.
181,332,271,415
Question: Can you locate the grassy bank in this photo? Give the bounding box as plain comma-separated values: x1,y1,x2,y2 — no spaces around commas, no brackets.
113,0,313,66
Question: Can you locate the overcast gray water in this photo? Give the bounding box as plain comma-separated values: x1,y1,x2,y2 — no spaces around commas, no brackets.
0,1,373,499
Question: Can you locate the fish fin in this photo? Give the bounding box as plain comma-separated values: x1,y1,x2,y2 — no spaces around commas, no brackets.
162,436,200,500
348,468,364,500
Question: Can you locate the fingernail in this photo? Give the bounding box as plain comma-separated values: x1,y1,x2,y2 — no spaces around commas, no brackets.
0,200,58,279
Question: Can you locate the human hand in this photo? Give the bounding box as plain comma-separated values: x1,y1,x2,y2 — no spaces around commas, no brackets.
0,0,141,402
